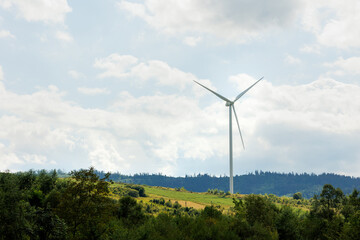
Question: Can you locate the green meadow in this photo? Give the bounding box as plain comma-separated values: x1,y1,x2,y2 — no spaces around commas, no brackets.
144,186,235,207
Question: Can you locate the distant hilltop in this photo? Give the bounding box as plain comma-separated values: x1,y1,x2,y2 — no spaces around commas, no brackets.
92,170,360,198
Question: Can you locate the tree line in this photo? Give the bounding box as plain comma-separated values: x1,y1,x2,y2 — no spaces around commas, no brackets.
95,170,360,198
1,168,360,239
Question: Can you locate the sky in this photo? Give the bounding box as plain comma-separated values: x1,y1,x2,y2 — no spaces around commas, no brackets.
0,0,360,177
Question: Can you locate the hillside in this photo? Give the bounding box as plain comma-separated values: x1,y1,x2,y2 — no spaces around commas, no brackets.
95,170,360,198
109,182,312,212
2,168,359,239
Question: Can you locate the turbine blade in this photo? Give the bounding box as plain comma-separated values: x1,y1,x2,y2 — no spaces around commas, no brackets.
234,77,263,103
193,80,231,103
232,105,245,150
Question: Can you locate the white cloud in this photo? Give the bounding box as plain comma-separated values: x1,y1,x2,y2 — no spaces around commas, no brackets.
183,36,202,46
55,30,73,42
1,60,360,176
130,60,195,90
118,0,302,43
110,92,229,168
0,29,15,39
0,0,72,24
0,65,227,173
0,87,130,171
232,76,360,175
77,87,110,96
0,1,11,8
87,133,130,171
250,77,360,134
125,0,360,48
94,53,200,90
300,44,321,54
302,0,360,49
222,74,360,175
0,65,3,80
285,54,301,64
94,54,138,78
68,70,85,79
229,74,259,94
0,142,23,171
112,73,360,175
324,57,360,75
22,154,48,164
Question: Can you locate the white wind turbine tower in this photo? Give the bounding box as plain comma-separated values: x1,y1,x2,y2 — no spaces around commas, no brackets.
194,77,263,194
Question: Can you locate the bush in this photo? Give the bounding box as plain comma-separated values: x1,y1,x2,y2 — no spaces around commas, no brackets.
201,205,222,219
130,185,146,197
293,192,302,200
165,200,173,208
127,189,139,198
173,201,181,209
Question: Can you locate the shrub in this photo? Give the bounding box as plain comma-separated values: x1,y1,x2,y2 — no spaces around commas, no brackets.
126,189,139,198
173,201,181,209
293,192,302,200
165,200,173,208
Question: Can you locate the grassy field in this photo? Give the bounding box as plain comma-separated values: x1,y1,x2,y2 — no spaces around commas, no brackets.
110,183,239,209
144,186,239,208
109,183,311,211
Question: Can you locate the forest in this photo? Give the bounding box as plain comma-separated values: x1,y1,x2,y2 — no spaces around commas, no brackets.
1,168,360,240
93,170,360,198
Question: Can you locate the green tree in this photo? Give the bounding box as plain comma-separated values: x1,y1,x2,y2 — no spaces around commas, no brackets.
276,206,301,240
202,205,222,218
320,184,344,214
244,194,278,228
117,196,145,227
55,167,115,240
0,172,31,240
341,189,360,239
341,210,360,240
341,189,360,220
303,184,345,239
31,208,67,240
36,170,58,195
232,196,279,239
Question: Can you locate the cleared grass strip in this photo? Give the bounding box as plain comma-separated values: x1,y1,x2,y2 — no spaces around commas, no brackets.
144,186,234,207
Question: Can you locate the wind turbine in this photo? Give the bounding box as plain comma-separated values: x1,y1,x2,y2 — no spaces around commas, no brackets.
194,77,263,194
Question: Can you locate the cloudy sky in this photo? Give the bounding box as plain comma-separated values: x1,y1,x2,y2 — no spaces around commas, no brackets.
0,0,360,177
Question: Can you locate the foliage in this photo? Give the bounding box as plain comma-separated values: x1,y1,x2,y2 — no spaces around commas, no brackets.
276,206,301,240
0,171,31,239
232,196,278,239
55,167,115,239
110,183,146,198
2,168,360,240
293,192,303,200
264,193,312,210
0,170,67,240
117,196,145,227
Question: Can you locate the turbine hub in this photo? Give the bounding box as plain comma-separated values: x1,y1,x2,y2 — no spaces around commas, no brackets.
225,102,231,106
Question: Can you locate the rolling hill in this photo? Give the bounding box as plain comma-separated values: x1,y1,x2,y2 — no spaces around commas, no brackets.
94,170,360,198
